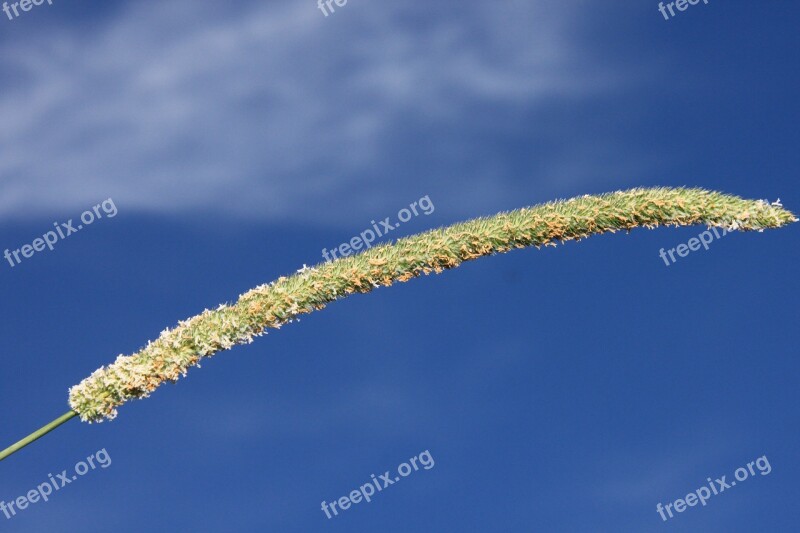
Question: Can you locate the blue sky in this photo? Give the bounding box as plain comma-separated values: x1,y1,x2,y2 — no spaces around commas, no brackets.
1,1,798,531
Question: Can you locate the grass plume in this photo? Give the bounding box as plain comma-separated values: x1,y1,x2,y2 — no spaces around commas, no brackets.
67,187,796,422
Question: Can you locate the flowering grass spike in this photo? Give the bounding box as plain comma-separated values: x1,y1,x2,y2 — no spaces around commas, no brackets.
1,187,795,462
66,187,796,423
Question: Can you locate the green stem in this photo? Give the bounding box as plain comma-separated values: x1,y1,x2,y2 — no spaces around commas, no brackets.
0,411,77,462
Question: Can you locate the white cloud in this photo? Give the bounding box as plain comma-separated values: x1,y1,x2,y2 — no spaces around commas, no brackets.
0,0,633,224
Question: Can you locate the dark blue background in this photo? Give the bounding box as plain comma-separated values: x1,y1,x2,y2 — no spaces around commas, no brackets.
1,1,798,531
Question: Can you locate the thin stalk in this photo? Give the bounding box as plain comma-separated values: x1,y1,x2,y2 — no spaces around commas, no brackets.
0,411,77,462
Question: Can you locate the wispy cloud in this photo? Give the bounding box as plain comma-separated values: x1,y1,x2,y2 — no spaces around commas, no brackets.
0,0,634,223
